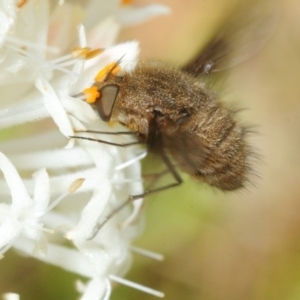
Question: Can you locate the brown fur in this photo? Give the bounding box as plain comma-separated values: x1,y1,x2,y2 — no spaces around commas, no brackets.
94,62,251,190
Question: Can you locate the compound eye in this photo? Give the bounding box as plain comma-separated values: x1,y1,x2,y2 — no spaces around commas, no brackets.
96,84,119,122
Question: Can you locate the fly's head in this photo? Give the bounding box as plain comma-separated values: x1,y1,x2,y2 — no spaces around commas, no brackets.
81,61,152,140
80,62,125,124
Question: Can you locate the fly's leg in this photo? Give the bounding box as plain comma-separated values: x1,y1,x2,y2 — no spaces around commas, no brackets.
87,149,182,239
70,133,182,239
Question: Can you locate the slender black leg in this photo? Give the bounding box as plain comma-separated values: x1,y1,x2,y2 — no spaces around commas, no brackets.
74,129,138,135
142,169,171,188
70,128,143,147
69,135,142,147
70,132,182,239
87,149,182,239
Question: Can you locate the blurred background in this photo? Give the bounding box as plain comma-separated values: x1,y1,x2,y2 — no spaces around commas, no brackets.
2,0,300,299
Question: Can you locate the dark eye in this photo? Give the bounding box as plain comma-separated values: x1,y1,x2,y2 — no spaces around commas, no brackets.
95,84,119,122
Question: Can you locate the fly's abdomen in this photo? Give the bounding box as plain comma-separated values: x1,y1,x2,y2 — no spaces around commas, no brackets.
194,104,250,190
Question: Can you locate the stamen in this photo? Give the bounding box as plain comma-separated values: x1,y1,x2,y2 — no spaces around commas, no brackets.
94,62,121,82
5,38,89,76
72,47,91,58
72,47,104,60
103,279,112,300
50,53,75,64
46,191,69,213
17,0,27,8
69,178,85,193
53,60,80,68
121,0,134,5
115,151,147,170
6,44,77,75
77,24,87,48
85,48,104,60
83,86,100,104
109,275,164,298
6,36,59,55
0,242,15,257
130,246,164,261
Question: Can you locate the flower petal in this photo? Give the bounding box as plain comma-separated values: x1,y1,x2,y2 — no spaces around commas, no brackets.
8,148,93,170
73,182,112,240
0,93,49,130
32,168,50,216
78,278,106,300
35,77,74,137
0,220,21,254
86,17,120,49
14,238,94,277
0,152,32,209
90,40,139,73
48,3,85,52
62,96,99,124
0,8,15,46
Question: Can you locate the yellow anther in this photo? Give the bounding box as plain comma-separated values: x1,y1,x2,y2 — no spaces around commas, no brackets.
17,0,27,8
83,86,100,104
85,48,104,60
69,178,85,193
121,0,134,5
72,47,104,60
94,62,121,82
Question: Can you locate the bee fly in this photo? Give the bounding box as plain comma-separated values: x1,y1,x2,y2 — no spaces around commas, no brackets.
71,0,277,235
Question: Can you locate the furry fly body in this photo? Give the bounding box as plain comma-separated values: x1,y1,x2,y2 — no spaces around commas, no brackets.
71,0,277,235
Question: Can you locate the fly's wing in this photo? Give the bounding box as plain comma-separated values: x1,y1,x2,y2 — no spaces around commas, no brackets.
181,0,279,76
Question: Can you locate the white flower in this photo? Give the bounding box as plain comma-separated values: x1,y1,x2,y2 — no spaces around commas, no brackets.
0,0,168,299
0,153,52,257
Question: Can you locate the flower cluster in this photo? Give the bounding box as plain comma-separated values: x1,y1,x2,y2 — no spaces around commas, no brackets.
0,0,169,299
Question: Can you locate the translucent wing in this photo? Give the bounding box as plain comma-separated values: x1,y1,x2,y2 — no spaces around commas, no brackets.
182,0,279,76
